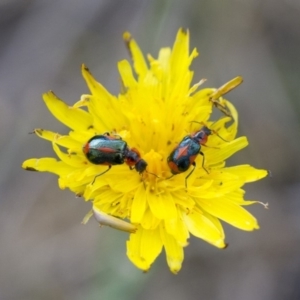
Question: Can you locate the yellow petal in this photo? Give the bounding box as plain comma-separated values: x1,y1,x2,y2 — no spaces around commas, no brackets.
43,91,92,130
22,158,73,176
148,51,168,81
141,208,161,230
225,190,268,207
72,95,89,108
170,28,190,79
81,64,110,96
202,210,225,237
148,191,177,220
205,136,248,165
93,188,123,206
118,60,138,88
170,190,196,212
160,226,184,274
190,171,244,198
210,76,243,100
105,168,142,193
52,143,85,168
164,211,189,246
183,208,226,248
131,184,148,223
80,74,127,131
224,165,268,182
127,227,163,271
123,32,148,78
224,99,238,127
69,130,96,144
34,129,81,150
198,197,259,231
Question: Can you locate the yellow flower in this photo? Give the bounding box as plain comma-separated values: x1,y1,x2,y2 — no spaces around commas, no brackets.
22,28,268,274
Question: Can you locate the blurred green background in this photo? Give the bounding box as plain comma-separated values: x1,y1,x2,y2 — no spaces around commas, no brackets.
1,0,300,299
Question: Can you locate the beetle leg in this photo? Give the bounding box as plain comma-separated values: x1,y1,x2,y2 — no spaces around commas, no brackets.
185,162,196,189
102,132,122,140
199,151,209,174
210,99,232,118
91,165,111,184
210,129,229,142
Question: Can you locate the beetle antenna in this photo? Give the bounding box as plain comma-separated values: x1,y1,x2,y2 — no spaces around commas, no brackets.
146,170,160,178
210,130,229,142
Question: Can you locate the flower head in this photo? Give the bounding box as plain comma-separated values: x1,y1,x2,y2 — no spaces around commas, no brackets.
22,28,268,273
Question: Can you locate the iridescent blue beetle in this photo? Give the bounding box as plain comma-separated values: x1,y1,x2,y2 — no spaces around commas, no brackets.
167,126,212,188
83,133,148,183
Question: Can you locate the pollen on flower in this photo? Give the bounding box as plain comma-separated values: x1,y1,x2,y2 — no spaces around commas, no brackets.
22,28,268,273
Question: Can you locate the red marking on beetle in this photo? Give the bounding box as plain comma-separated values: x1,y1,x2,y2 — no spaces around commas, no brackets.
188,154,197,164
98,147,119,153
168,161,180,174
175,145,189,159
83,143,90,154
199,135,208,145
